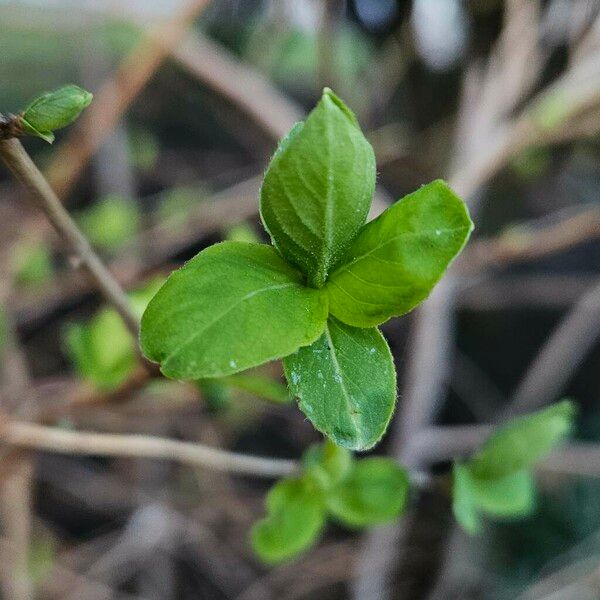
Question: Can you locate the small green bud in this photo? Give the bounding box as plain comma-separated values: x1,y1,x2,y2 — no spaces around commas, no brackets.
20,85,93,143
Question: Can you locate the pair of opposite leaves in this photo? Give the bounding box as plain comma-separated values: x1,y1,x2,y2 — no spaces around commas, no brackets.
140,89,474,450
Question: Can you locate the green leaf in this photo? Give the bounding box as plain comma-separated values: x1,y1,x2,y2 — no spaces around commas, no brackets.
326,180,473,327
78,194,140,250
302,440,352,490
284,317,396,451
326,457,409,528
453,463,535,535
21,84,92,143
260,88,376,288
141,242,328,380
469,401,577,480
251,477,326,564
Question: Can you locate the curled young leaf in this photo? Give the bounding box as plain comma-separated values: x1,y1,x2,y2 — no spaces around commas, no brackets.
251,478,326,564
326,457,409,528
260,88,376,288
469,400,576,480
21,85,93,143
284,318,396,451
302,439,352,490
140,242,328,380
327,180,473,327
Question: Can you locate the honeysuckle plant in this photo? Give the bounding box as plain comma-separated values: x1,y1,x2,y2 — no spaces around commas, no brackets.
252,441,409,563
140,88,474,451
0,84,579,566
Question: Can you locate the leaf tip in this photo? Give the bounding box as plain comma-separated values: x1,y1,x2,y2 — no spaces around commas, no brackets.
320,87,359,126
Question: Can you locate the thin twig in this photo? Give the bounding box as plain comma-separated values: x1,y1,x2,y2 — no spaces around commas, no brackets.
0,420,298,479
501,278,600,418
0,138,140,337
45,0,212,200
461,206,600,273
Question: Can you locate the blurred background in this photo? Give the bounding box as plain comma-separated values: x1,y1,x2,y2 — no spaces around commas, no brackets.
0,0,599,598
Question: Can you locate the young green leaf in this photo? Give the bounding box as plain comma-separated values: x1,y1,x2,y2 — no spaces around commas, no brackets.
453,463,535,535
20,85,93,143
251,478,326,564
260,88,376,288
326,180,473,327
284,318,396,451
469,400,576,480
326,457,409,528
141,242,328,380
302,440,352,490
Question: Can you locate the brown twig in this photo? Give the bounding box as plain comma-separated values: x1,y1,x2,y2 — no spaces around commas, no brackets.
500,278,600,418
44,0,211,200
0,138,140,337
0,420,298,479
461,206,600,273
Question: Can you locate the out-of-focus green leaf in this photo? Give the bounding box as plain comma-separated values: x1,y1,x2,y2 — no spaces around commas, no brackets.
469,401,577,480
197,378,232,412
78,194,140,250
251,477,326,564
453,463,536,535
511,146,551,179
453,462,483,535
157,186,204,226
65,310,136,390
225,223,260,244
65,278,163,390
326,457,409,528
28,532,56,583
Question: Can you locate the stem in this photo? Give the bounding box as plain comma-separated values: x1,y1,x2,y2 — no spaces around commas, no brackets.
0,138,140,337
1,420,299,479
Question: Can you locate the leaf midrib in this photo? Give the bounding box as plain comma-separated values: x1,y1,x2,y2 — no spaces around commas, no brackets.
324,323,364,446
162,282,297,371
331,225,470,276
